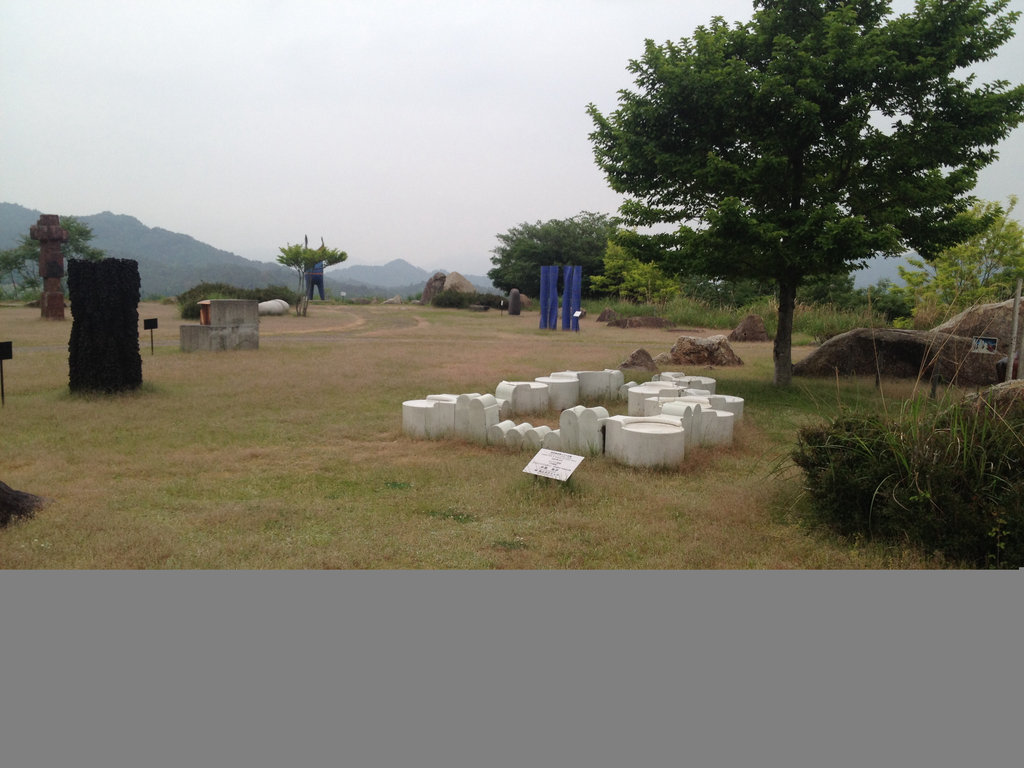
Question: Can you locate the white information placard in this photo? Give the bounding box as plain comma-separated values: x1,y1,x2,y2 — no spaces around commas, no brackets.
523,449,585,481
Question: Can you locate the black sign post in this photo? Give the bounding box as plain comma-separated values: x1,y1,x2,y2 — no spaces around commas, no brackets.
0,341,12,407
143,318,158,355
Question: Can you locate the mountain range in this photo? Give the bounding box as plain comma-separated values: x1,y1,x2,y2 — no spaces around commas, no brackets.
0,203,496,298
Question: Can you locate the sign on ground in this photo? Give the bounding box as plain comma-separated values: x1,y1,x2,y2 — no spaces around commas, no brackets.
523,449,584,482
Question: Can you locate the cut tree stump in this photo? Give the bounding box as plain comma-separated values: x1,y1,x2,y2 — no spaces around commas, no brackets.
0,480,44,527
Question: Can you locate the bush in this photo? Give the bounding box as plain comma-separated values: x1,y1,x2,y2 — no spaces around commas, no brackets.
792,396,1024,568
430,290,504,309
177,283,296,319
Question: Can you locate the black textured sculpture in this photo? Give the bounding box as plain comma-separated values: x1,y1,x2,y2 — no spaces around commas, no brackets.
68,259,143,393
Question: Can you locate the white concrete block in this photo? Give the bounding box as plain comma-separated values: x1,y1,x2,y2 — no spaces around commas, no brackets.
535,375,580,411
495,380,550,415
627,382,682,416
602,415,687,468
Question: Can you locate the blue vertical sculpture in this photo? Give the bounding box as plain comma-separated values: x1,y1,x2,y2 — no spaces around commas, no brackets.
571,265,582,331
540,265,559,329
540,265,582,331
306,260,325,300
561,265,582,331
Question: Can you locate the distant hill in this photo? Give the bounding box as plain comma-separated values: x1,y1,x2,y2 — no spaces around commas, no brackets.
0,203,496,298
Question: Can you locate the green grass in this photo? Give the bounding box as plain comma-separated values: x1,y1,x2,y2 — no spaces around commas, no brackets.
583,294,887,342
0,300,960,568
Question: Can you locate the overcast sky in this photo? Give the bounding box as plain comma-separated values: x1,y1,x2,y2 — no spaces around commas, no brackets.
3,0,1022,277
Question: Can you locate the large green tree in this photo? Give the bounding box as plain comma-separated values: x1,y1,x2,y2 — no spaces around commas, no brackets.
487,211,619,297
588,0,1024,385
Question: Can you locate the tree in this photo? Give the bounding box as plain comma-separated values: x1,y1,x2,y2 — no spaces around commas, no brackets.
276,236,347,315
487,212,619,297
896,196,1024,323
588,0,1024,385
590,239,679,305
0,215,104,298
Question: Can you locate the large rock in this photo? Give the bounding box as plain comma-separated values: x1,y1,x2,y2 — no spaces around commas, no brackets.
443,271,476,294
933,300,1019,353
421,272,448,304
620,348,659,371
596,308,618,322
792,327,1000,386
664,335,743,367
728,314,771,342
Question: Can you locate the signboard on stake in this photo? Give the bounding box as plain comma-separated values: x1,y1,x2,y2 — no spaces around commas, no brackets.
0,341,11,406
143,318,158,355
523,449,585,482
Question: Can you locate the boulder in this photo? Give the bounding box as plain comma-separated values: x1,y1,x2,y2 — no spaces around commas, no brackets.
620,348,659,371
728,314,771,342
597,308,618,323
383,295,403,304
258,299,290,315
664,335,743,367
933,300,1018,354
792,327,1000,386
443,271,476,294
421,272,448,304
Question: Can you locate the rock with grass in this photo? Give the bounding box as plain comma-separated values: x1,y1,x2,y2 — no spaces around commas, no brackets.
792,327,1000,385
728,314,770,342
620,348,659,371
443,271,476,294
664,335,743,367
932,300,1017,354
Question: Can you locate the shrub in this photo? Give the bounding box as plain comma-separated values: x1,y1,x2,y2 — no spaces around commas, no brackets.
792,396,1024,568
177,283,296,319
429,290,504,309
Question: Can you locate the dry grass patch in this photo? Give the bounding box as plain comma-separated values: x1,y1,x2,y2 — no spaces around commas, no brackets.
0,301,966,569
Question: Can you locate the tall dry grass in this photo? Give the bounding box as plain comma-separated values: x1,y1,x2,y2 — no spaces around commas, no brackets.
0,300,951,568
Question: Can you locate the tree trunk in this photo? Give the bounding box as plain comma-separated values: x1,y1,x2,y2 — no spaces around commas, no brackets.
773,278,797,387
0,480,44,527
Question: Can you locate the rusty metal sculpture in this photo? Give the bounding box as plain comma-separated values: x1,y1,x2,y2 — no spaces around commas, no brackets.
29,214,69,320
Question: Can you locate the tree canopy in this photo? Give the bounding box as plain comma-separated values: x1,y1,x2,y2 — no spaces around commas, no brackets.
588,0,1024,385
276,237,348,315
487,212,618,297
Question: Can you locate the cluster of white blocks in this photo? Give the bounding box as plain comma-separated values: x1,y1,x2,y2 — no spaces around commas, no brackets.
401,369,745,469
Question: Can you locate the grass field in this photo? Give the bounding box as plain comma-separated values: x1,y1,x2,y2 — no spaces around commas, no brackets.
0,300,960,568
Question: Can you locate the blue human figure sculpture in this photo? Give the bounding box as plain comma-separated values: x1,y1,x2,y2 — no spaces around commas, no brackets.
306,261,325,300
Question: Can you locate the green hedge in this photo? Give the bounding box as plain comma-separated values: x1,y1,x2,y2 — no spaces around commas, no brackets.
177,283,296,319
430,290,504,309
792,396,1024,568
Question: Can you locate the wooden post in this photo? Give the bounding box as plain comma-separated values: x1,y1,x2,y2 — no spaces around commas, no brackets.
1007,279,1022,383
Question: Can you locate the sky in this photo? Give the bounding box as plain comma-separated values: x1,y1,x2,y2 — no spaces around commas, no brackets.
2,0,1023,279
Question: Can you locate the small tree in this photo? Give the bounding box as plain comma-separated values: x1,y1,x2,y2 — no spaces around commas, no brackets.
896,196,1024,324
276,237,348,316
590,240,678,305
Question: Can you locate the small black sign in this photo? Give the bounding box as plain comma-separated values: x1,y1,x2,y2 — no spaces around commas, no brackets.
0,341,11,361
143,318,158,330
